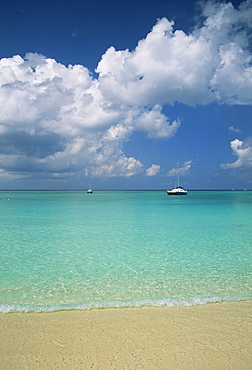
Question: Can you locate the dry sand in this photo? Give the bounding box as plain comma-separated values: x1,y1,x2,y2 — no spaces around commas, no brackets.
1,301,251,369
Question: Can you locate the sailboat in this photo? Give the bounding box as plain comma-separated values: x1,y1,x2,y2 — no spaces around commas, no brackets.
87,186,93,194
167,160,188,195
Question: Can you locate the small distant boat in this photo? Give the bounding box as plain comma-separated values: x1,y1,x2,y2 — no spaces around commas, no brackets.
87,187,93,194
167,160,187,195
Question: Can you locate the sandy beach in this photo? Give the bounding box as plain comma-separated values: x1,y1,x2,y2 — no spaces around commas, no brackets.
1,301,251,369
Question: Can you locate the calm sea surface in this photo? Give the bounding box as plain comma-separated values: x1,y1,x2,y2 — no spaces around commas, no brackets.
1,190,251,312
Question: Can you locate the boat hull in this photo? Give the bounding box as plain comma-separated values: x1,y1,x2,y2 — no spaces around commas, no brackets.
167,191,187,195
167,187,187,195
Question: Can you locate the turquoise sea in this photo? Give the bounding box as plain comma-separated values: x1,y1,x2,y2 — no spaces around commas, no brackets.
1,190,251,313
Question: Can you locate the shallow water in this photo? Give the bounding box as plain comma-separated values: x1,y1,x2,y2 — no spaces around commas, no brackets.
1,190,251,312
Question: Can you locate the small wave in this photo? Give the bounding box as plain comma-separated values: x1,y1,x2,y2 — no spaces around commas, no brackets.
1,296,251,313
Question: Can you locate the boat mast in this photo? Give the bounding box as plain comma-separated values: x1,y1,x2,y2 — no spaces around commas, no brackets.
177,159,180,188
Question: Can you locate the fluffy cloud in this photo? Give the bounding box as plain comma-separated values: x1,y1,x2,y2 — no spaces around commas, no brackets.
96,1,252,106
146,164,161,176
221,138,252,169
0,53,176,180
167,160,192,177
135,106,180,138
0,1,251,182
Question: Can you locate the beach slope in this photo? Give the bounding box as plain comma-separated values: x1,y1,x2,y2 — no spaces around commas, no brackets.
1,301,251,369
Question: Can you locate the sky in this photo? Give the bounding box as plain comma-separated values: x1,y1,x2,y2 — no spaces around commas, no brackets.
0,0,251,190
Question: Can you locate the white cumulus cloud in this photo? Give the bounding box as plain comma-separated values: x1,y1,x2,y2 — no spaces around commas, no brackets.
167,160,193,177
0,0,251,183
96,1,252,106
146,164,161,176
221,138,252,168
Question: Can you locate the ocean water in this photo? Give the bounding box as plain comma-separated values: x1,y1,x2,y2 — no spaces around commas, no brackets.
0,190,251,313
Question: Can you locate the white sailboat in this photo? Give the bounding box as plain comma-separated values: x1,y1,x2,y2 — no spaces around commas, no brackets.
167,160,188,195
87,186,93,194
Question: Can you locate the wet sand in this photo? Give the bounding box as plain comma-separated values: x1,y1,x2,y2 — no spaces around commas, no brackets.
1,301,251,369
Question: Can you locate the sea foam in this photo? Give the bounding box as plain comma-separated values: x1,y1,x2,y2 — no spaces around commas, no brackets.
1,296,251,313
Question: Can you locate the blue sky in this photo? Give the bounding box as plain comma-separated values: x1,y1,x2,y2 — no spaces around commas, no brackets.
0,0,251,190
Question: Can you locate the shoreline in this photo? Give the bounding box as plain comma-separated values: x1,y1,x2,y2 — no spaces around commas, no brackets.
1,300,251,369
2,296,251,313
